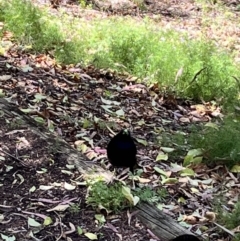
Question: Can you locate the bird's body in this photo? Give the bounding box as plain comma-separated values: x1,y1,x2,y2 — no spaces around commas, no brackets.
172,234,200,241
107,129,137,173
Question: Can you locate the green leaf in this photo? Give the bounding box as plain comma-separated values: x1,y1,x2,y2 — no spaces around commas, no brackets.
5,165,13,172
0,110,4,117
101,97,112,105
47,204,69,212
187,149,203,157
64,182,76,190
122,186,139,206
66,164,75,169
0,234,16,241
180,168,195,176
84,233,98,240
16,174,24,185
20,108,33,113
36,168,47,174
0,155,5,161
136,139,148,146
48,121,54,132
231,165,240,173
95,214,106,224
34,117,44,124
122,186,133,201
156,152,168,161
43,217,52,226
39,185,54,190
115,109,125,116
80,143,88,153
153,167,168,176
161,147,175,153
133,196,140,205
0,89,5,97
157,204,163,210
183,155,194,167
33,93,46,102
161,178,178,184
190,187,199,193
101,105,114,114
62,95,68,103
28,217,41,227
204,122,219,129
29,186,36,193
178,197,187,204
183,152,203,166
192,156,203,164
101,97,120,105
77,226,83,235
61,170,73,175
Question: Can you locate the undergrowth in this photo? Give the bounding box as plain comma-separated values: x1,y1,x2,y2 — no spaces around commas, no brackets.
160,116,240,168
0,0,239,105
157,115,240,169
86,181,133,212
86,181,168,213
133,186,168,203
188,116,240,167
214,196,240,241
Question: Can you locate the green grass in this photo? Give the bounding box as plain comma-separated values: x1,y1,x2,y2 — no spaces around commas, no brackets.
187,116,240,167
86,181,133,212
0,0,239,105
86,182,168,213
133,186,168,203
214,197,240,241
158,116,240,168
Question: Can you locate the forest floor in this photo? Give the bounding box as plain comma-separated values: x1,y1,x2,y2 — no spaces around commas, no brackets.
0,0,240,241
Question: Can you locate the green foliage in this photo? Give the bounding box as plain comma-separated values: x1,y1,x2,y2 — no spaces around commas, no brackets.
86,182,167,213
0,0,239,106
188,117,240,167
0,0,42,41
86,181,133,212
223,202,240,230
0,0,65,51
78,0,92,9
133,186,167,203
132,0,146,10
133,186,157,202
69,204,80,214
214,197,240,241
92,23,239,103
159,116,240,168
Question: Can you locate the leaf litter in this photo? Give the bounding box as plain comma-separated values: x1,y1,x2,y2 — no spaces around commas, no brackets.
0,0,240,241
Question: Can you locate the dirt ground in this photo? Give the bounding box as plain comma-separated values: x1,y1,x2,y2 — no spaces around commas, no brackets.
0,1,240,241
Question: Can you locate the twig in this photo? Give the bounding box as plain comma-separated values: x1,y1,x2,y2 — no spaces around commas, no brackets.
189,67,207,86
1,149,29,168
106,125,117,136
1,149,22,162
213,221,235,237
232,76,240,91
54,211,64,241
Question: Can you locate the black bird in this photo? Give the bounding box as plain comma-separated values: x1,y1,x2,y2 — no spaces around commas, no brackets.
172,234,200,241
107,129,137,173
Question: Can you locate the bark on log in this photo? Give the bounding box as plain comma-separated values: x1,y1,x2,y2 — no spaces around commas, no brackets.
0,97,198,241
136,202,193,240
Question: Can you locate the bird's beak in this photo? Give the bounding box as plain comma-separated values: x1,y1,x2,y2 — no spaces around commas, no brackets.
123,129,129,135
